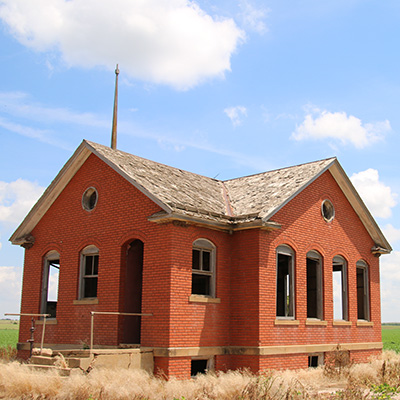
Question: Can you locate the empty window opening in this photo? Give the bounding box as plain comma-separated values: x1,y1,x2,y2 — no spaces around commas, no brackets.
41,251,60,318
308,354,323,368
356,260,369,321
321,199,335,222
306,251,323,319
276,245,295,318
82,187,98,211
191,358,213,377
80,246,99,299
192,239,215,297
333,256,348,320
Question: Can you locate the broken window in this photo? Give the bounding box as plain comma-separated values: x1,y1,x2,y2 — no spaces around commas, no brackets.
356,260,370,321
192,239,216,297
79,245,99,299
333,256,348,320
276,245,295,318
307,251,323,319
41,251,60,318
191,358,214,377
308,353,323,368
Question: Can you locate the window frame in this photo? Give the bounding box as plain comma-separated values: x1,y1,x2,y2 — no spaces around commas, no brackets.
79,245,99,300
276,245,295,319
306,250,323,320
332,255,348,321
41,250,60,319
191,239,216,298
356,260,370,321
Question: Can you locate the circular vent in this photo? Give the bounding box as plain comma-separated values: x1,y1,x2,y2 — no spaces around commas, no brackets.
82,187,98,211
321,199,334,222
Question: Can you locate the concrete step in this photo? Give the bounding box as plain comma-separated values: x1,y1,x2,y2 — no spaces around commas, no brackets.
23,364,71,376
30,355,56,366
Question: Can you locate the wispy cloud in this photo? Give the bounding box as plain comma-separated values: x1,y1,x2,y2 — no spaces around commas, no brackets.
292,106,390,148
0,266,22,315
0,0,244,90
238,0,269,35
350,169,397,219
224,105,248,127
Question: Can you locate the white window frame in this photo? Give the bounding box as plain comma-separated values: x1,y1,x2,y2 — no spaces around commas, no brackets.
276,245,295,319
41,250,60,318
79,245,99,299
333,255,348,321
306,250,323,320
356,260,370,321
192,239,216,298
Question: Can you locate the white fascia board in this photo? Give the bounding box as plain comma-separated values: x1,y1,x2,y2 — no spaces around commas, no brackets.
9,142,91,244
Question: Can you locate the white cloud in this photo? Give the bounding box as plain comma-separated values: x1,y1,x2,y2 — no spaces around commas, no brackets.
0,179,45,225
224,105,247,127
380,251,400,322
238,1,269,34
350,169,397,219
292,107,390,148
0,0,244,90
0,266,22,315
383,224,400,245
0,242,2,251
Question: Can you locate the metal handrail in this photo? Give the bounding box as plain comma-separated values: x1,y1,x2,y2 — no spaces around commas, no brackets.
5,313,51,355
89,311,153,355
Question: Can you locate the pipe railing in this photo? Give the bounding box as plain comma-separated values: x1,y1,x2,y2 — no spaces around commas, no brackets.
5,313,51,355
89,311,153,355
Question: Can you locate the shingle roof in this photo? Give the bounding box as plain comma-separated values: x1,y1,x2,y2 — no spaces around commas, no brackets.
87,141,335,222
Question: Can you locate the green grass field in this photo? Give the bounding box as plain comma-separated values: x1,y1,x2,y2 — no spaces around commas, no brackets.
382,325,400,352
0,320,19,348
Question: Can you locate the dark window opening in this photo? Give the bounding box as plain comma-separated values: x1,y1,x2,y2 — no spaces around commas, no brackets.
192,240,215,297
81,249,99,299
308,355,319,368
322,199,334,222
82,187,98,211
191,359,208,376
306,252,322,319
357,262,369,320
276,250,294,317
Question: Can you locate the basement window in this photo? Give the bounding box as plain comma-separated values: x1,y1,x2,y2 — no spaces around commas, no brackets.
308,353,323,368
192,239,216,297
191,358,214,377
321,199,334,222
82,187,98,211
79,245,99,299
356,260,370,321
276,245,295,318
306,251,323,320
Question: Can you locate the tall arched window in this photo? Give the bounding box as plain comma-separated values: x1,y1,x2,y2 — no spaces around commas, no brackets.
41,250,60,318
306,250,323,320
333,255,348,320
192,239,216,297
356,260,370,321
276,245,295,318
79,245,99,299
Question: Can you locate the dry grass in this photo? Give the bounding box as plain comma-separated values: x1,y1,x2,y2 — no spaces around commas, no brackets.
0,351,399,399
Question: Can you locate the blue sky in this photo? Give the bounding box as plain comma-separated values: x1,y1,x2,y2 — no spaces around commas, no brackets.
0,0,400,321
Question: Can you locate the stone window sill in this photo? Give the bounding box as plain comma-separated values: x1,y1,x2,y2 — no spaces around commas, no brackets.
333,320,352,326
189,295,221,304
73,298,99,305
306,319,327,326
357,320,374,327
274,319,300,326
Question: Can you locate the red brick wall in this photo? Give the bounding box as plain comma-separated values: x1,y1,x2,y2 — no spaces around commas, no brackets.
17,155,382,375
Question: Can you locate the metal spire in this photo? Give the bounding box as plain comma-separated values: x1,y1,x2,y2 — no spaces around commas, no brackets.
111,64,119,150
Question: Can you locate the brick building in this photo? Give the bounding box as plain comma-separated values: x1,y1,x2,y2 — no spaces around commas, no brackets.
10,140,391,377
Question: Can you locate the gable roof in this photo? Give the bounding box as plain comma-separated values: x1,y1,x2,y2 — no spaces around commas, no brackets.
10,140,391,253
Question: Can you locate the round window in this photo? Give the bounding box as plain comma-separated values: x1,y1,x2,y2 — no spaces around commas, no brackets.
82,187,98,211
321,199,334,222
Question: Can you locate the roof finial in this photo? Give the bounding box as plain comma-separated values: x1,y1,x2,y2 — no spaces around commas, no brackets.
111,64,119,150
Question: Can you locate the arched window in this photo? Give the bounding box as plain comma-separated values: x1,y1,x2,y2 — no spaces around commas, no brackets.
41,250,60,318
356,260,370,321
333,255,348,320
276,245,295,318
79,245,99,299
306,250,323,320
192,239,216,297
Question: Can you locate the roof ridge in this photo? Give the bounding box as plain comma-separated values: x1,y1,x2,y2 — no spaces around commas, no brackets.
223,156,337,182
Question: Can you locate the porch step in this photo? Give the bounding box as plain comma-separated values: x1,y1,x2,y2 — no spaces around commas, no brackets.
23,364,71,377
